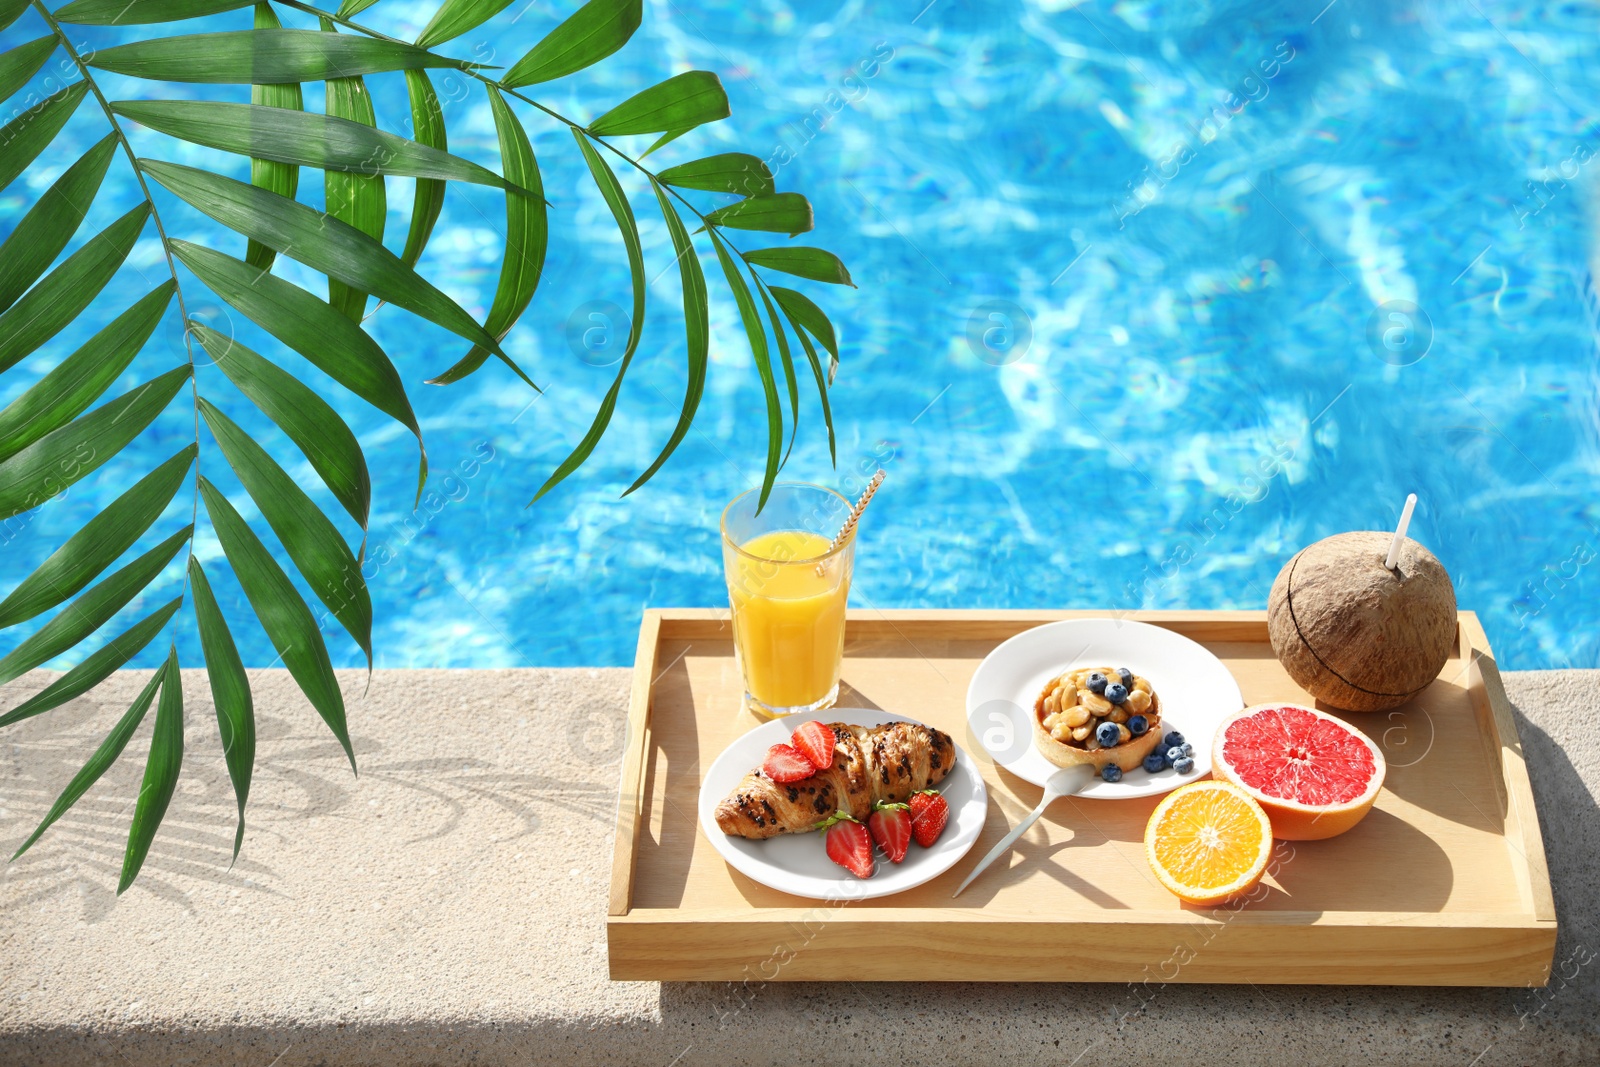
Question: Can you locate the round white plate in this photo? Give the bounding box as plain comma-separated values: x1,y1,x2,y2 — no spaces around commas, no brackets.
966,618,1244,799
697,709,987,901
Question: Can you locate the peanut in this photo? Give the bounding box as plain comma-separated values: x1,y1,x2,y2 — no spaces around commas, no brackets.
1081,691,1112,715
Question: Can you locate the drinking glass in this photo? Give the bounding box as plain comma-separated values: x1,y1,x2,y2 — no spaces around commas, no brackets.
720,482,855,719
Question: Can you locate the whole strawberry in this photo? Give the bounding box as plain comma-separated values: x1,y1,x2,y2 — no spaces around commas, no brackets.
817,811,874,879
909,789,949,848
868,800,911,863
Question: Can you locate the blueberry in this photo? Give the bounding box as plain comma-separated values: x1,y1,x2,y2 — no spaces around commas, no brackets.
1087,672,1108,695
1117,668,1134,688
1163,731,1185,749
1096,721,1121,747
1161,750,1175,769
1166,746,1186,764
1101,764,1123,783
1127,714,1149,737
1143,752,1166,773
1105,683,1128,705
1173,756,1196,775
1180,742,1194,758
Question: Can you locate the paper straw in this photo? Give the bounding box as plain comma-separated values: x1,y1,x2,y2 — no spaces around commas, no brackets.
1386,493,1417,570
828,470,885,555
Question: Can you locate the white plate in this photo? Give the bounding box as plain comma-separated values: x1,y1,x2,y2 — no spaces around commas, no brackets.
697,709,988,901
966,618,1244,799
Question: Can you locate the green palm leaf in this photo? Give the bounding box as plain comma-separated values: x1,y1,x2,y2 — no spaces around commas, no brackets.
320,17,385,321
774,293,836,462
337,0,381,15
533,131,645,501
704,192,813,236
0,83,86,193
0,282,173,462
170,240,428,503
400,70,446,267
657,152,774,197
118,103,505,187
10,668,164,860
57,0,254,23
709,230,782,510
627,180,708,494
193,324,370,530
119,647,184,893
0,37,57,104
415,0,514,48
589,70,728,136
770,284,840,383
0,134,118,314
0,204,148,374
639,126,691,158
200,399,371,665
0,445,196,629
200,477,355,771
0,0,29,31
90,29,472,83
0,365,189,520
142,160,508,356
0,525,192,687
756,283,801,466
0,599,181,730
245,1,300,270
187,558,254,860
503,0,641,87
744,246,853,286
428,87,544,388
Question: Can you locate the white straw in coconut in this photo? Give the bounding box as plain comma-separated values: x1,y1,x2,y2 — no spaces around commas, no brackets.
1386,493,1417,571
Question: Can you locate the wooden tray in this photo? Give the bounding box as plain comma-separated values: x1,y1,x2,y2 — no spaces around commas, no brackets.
607,610,1556,985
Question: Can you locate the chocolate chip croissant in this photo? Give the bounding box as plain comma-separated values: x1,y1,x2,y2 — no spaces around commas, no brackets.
715,721,956,840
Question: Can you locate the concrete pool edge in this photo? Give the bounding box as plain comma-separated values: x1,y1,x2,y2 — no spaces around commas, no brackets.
2,667,1598,1066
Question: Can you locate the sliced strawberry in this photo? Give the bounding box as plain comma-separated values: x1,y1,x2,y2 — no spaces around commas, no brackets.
868,801,911,863
909,789,949,848
791,720,835,770
762,743,815,783
818,811,874,878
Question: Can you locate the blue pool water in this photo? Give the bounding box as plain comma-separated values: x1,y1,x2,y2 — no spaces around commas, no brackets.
2,0,1598,672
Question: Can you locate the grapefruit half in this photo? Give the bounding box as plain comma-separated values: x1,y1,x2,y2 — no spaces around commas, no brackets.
1210,703,1386,841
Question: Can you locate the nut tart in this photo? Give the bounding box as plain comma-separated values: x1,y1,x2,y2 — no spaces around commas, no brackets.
1033,666,1163,772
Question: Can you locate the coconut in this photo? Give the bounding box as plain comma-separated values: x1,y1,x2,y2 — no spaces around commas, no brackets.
1267,531,1457,712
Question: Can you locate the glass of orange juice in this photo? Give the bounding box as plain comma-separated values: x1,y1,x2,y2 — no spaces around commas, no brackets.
721,482,855,719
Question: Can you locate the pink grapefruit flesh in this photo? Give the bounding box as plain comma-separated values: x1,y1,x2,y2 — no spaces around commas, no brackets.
1210,703,1386,841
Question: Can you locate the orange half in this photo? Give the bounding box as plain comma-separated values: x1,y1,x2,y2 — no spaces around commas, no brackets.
1144,781,1274,906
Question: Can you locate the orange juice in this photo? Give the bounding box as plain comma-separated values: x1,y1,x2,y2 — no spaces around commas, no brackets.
727,529,849,710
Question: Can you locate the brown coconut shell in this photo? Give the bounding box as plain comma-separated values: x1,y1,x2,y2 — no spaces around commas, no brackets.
1267,531,1457,712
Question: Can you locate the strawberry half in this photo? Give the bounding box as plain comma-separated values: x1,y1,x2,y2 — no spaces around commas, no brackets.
762,743,815,783
868,801,911,863
790,720,835,770
818,811,874,879
909,789,950,848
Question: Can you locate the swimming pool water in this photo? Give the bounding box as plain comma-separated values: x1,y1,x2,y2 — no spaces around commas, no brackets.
2,0,1597,672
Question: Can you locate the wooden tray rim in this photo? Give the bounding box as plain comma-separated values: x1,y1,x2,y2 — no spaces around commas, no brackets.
608,608,1556,933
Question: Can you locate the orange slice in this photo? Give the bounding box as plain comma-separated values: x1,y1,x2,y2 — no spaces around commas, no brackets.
1144,780,1274,906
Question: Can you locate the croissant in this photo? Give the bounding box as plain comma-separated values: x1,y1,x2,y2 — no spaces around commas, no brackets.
715,721,956,840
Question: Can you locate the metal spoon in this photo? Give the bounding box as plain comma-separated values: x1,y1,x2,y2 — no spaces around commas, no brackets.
952,764,1095,898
